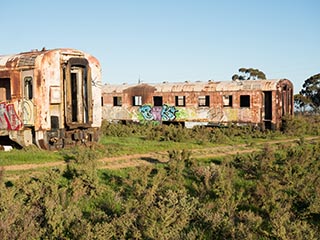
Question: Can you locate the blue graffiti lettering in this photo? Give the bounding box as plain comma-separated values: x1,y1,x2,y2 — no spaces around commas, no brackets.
161,105,178,121
139,104,178,122
139,105,153,120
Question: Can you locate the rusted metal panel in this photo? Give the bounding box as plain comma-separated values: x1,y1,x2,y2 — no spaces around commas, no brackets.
102,79,293,129
0,48,102,148
104,79,285,94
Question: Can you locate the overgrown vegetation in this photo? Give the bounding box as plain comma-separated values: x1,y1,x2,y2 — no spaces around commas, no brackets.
0,116,320,239
1,140,319,239
100,120,281,144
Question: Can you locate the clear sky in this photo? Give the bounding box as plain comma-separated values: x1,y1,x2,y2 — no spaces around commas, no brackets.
1,0,319,92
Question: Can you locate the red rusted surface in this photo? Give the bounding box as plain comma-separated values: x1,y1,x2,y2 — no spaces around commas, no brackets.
102,79,293,129
0,48,102,149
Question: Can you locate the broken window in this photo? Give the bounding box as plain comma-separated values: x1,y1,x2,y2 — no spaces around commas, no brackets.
223,95,232,107
153,96,163,106
0,78,11,101
175,96,185,106
198,95,210,107
24,76,33,100
133,96,142,106
113,96,122,106
240,95,250,107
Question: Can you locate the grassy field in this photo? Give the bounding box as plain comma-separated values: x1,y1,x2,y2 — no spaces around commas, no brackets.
0,117,319,169
1,119,320,239
0,134,295,167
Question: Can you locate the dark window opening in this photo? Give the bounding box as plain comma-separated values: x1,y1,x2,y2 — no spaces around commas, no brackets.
240,95,250,108
51,116,59,129
175,96,185,106
71,71,78,122
264,91,272,120
133,96,142,106
24,76,33,100
223,95,232,107
113,96,122,106
199,95,210,107
153,96,163,106
0,78,11,101
101,96,104,107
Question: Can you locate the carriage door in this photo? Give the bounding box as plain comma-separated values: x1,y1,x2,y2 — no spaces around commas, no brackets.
263,91,272,129
65,58,92,127
281,85,293,116
21,70,35,126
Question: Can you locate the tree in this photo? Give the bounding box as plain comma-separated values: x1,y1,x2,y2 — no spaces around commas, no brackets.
299,73,320,113
294,93,311,113
232,68,266,81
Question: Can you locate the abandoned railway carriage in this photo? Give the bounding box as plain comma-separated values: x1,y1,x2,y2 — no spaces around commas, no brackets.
0,48,102,149
102,79,293,130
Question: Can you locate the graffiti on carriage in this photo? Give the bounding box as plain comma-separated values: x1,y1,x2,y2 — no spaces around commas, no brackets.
0,102,22,130
139,104,178,122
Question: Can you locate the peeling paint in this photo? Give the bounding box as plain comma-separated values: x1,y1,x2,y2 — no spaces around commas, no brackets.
0,48,102,149
0,102,22,130
102,79,293,129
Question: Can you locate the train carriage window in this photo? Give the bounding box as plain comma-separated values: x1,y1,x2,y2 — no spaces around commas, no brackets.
133,96,142,106
113,96,122,106
175,96,186,106
198,95,210,107
153,96,163,106
24,77,33,100
0,78,11,101
0,88,6,101
223,95,233,107
240,95,250,107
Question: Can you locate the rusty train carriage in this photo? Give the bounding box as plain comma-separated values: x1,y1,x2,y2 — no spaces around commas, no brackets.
0,48,102,149
102,79,293,130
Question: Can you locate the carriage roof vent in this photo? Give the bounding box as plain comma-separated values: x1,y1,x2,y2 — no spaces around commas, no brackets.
18,54,37,67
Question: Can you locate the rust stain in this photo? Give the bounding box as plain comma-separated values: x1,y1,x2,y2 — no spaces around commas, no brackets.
102,79,293,130
0,48,102,149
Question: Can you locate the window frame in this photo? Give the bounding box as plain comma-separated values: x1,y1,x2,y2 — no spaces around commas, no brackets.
175,96,186,107
24,76,33,100
133,95,142,106
113,96,122,106
223,95,233,107
240,95,251,108
198,95,210,107
153,96,163,106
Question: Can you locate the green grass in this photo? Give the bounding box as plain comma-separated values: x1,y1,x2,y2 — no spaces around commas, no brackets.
0,131,317,168
0,148,63,166
99,136,214,155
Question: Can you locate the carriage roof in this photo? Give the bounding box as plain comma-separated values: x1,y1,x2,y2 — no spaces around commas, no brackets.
103,79,292,94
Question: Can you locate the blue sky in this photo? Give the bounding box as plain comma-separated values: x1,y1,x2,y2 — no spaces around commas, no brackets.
1,0,319,92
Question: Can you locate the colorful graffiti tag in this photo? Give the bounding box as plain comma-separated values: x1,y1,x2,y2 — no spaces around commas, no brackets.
139,104,178,122
0,102,23,130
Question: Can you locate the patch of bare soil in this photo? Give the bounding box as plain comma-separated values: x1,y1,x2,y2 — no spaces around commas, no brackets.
2,161,66,171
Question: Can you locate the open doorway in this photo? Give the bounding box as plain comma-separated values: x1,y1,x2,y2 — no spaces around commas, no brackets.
70,66,89,123
64,58,92,127
264,91,272,129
